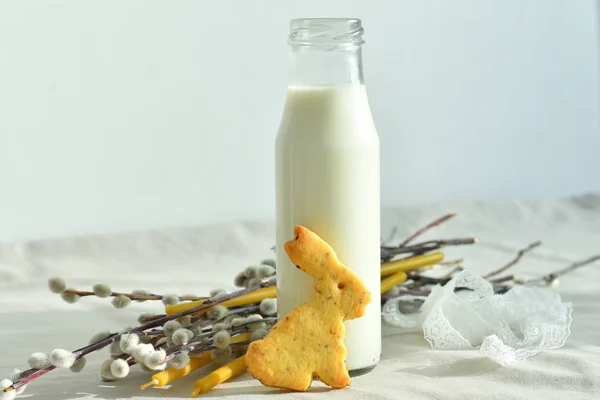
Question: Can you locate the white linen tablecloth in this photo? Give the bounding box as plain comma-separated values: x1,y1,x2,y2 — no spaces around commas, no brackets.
1,194,599,400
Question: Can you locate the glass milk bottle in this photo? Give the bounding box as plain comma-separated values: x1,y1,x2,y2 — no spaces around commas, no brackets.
275,18,381,374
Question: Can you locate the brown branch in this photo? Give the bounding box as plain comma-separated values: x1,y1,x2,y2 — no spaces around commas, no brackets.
381,237,477,260
483,241,542,279
441,266,464,280
8,330,121,390
140,314,167,323
381,226,398,245
7,279,276,392
398,213,456,248
439,258,465,267
525,254,600,285
63,289,207,302
489,275,515,284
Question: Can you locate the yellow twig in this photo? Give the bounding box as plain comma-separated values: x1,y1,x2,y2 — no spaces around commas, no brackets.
167,254,442,316
381,271,408,293
140,380,157,390
141,333,251,389
166,286,277,316
190,355,247,397
380,252,444,277
141,352,212,390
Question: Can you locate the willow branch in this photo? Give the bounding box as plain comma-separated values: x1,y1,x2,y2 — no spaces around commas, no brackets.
489,275,515,284
524,254,600,285
381,237,477,260
439,258,465,267
8,279,276,392
381,226,398,245
483,241,542,279
63,289,206,302
398,213,456,248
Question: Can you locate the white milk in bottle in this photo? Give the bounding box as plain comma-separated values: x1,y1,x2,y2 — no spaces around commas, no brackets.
275,18,381,374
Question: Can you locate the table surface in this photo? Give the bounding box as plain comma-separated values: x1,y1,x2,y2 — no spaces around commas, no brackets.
1,194,599,400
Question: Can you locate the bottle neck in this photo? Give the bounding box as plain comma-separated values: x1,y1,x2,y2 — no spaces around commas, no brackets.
287,45,364,87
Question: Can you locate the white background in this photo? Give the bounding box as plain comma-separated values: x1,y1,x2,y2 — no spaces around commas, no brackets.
1,0,599,243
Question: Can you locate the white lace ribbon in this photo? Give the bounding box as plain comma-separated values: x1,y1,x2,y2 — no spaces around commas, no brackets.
382,270,572,366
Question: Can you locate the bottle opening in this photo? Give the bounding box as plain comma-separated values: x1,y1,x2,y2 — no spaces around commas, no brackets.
288,18,364,48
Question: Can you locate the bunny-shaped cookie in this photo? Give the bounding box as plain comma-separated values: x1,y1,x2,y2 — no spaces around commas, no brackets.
245,225,372,391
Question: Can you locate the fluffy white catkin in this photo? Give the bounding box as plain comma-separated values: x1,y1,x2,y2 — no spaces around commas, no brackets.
259,298,277,316
137,312,155,324
110,359,130,379
210,288,227,297
207,305,228,320
49,349,76,368
111,295,131,309
210,347,232,363
109,341,123,357
70,357,86,373
132,344,154,362
9,370,26,395
170,352,190,370
88,330,112,345
61,291,80,304
246,314,266,331
119,334,139,354
257,265,276,279
250,328,269,341
177,315,192,326
163,320,182,337
213,331,231,349
244,266,258,278
92,283,112,298
0,379,15,400
171,329,194,346
161,294,179,306
27,352,51,370
99,359,116,382
131,289,150,302
212,322,229,333
144,350,167,370
260,259,276,268
48,277,67,294
247,278,263,287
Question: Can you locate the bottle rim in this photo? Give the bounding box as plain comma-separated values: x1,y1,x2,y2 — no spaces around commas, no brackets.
288,18,364,47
